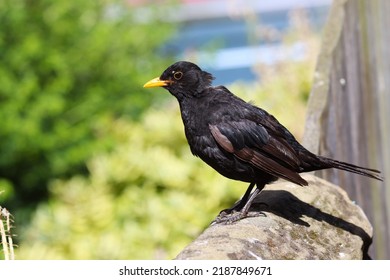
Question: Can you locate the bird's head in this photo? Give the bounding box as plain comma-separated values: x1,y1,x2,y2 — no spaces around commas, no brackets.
143,61,214,99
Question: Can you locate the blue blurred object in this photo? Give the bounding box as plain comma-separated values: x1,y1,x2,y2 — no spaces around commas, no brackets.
160,0,330,84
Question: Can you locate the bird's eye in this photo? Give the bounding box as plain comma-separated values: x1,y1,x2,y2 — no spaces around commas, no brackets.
173,71,183,80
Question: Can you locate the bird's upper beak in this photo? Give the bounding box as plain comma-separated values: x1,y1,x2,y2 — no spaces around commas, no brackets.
143,77,170,88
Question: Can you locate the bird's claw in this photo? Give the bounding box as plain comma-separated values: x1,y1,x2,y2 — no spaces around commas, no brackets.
211,200,269,225
211,210,265,225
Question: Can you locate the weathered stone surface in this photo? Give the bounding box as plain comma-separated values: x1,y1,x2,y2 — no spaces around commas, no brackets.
175,174,373,260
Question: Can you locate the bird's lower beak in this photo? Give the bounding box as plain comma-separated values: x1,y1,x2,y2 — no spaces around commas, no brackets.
143,77,170,88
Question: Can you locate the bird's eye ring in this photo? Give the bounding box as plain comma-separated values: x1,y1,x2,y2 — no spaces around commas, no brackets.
173,71,183,80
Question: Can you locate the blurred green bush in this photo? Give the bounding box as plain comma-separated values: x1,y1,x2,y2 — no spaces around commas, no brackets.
0,0,173,209
16,109,244,259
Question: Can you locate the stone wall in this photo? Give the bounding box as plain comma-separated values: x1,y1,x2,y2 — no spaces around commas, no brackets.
176,175,372,260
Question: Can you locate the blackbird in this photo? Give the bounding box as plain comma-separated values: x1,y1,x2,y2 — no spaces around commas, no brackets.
143,61,383,224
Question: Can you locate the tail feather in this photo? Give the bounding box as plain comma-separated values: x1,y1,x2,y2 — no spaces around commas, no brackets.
318,156,383,181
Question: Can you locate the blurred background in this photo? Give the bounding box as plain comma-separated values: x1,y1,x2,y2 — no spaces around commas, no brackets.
0,0,330,259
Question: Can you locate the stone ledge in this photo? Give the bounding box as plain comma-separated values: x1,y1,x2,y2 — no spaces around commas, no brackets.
175,174,372,260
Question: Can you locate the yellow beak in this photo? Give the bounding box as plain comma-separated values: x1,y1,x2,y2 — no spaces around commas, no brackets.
143,77,170,88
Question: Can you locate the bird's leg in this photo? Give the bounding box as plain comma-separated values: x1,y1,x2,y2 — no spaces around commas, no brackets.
218,182,255,216
213,183,266,225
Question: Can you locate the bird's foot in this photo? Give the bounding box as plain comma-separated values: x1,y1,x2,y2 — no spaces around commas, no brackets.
211,210,266,225
211,201,269,225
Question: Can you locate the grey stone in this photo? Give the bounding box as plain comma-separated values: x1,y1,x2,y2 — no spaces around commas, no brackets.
175,174,372,260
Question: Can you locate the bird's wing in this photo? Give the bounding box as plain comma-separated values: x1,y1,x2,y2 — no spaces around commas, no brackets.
209,121,308,186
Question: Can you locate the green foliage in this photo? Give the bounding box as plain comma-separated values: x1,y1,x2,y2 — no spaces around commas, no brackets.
0,0,174,208
16,108,244,259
